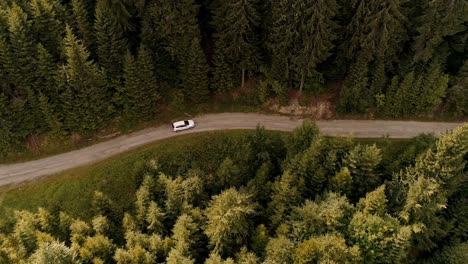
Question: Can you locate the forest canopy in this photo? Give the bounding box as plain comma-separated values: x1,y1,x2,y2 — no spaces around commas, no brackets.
0,122,467,263
0,0,467,154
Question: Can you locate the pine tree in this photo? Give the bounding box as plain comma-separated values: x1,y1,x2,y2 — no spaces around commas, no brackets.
357,184,387,216
0,93,14,156
285,120,320,160
349,212,411,263
61,26,108,134
339,52,371,112
288,137,327,197
212,0,261,88
94,0,127,80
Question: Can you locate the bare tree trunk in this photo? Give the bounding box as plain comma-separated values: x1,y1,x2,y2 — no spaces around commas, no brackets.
299,72,305,94
241,68,246,88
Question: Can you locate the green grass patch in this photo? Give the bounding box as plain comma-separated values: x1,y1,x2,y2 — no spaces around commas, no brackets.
0,130,263,221
0,130,429,223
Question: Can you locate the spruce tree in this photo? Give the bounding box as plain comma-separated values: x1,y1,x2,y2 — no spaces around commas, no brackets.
341,0,406,112
60,26,108,134
210,40,235,93
5,4,43,136
212,0,260,88
29,0,64,58
94,0,127,80
204,188,256,255
447,60,468,115
268,0,296,84
36,44,59,109
401,124,468,252
417,60,448,114
123,46,160,120
181,38,209,103
413,0,468,63
71,0,94,51
290,0,339,92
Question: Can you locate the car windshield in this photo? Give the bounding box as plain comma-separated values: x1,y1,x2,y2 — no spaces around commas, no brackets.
184,120,189,126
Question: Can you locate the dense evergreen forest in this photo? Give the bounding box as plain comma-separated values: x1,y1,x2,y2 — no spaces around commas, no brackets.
0,122,467,263
0,0,467,154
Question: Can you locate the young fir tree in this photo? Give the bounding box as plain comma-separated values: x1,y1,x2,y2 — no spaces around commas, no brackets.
211,0,261,88
94,0,127,81
60,26,108,134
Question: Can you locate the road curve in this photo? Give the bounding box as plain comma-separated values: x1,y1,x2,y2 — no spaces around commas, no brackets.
0,113,465,186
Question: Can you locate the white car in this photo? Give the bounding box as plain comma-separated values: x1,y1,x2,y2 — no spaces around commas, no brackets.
172,120,195,132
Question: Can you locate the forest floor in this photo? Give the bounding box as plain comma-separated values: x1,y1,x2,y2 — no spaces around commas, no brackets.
0,112,465,187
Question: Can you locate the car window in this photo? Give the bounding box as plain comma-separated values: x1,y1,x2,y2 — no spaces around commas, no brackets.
184,120,189,126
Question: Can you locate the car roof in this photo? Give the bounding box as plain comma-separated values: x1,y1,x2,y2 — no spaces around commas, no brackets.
173,121,186,127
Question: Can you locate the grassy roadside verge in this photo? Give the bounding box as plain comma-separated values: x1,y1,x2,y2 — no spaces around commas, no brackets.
0,130,260,221
0,129,423,223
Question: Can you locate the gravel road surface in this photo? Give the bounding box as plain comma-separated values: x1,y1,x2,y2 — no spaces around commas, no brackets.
0,113,464,186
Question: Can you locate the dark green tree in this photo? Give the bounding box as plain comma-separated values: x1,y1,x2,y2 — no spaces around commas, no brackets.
181,38,209,103
212,0,260,88
268,0,295,84
123,46,160,120
94,0,127,80
290,0,339,92
71,0,94,51
29,0,64,58
60,26,108,134
413,0,468,63
341,0,406,112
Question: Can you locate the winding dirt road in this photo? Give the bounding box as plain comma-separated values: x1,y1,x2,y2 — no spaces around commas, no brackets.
0,113,465,186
